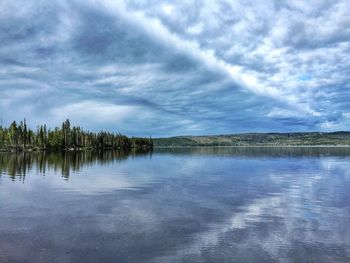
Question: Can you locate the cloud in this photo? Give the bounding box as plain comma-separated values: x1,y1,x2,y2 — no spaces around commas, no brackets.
50,100,137,123
0,0,349,135
320,112,350,131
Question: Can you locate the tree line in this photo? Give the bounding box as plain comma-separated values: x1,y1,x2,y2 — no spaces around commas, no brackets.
0,119,153,151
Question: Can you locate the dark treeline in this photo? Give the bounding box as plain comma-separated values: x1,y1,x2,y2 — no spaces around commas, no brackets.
0,119,153,151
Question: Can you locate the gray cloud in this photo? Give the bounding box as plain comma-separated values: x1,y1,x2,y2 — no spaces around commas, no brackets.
0,0,349,136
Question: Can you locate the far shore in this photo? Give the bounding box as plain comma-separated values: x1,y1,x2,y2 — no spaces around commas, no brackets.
154,145,350,148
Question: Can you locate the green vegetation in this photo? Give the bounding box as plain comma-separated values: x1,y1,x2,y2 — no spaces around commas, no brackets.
0,119,153,151
154,132,350,147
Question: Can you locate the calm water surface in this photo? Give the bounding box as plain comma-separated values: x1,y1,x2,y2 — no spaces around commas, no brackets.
0,147,350,263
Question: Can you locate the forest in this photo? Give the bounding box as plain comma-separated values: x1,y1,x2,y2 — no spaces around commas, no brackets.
0,119,153,151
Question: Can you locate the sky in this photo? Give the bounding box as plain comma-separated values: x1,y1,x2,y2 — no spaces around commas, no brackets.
0,0,349,137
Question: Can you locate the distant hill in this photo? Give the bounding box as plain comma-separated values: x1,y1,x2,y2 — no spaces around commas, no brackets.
154,132,350,147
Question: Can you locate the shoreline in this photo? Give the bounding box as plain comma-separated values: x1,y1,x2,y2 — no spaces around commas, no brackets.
154,145,350,148
0,146,153,153
2,145,350,153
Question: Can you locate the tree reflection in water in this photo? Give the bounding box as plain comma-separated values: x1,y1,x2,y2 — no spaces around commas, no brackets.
0,149,153,181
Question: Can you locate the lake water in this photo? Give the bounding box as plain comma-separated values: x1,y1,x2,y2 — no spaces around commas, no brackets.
0,147,350,263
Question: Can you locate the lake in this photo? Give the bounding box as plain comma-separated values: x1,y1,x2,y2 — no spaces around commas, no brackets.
0,147,350,263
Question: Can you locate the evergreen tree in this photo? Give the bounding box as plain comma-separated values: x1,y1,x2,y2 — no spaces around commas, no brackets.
0,119,152,151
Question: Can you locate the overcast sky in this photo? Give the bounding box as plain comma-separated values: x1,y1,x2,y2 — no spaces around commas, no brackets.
0,0,349,136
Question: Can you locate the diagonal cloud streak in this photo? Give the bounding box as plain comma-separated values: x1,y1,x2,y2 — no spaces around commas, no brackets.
0,0,349,135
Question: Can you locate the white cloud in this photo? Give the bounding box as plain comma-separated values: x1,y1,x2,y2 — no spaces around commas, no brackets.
187,23,204,35
50,101,137,124
162,4,174,15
